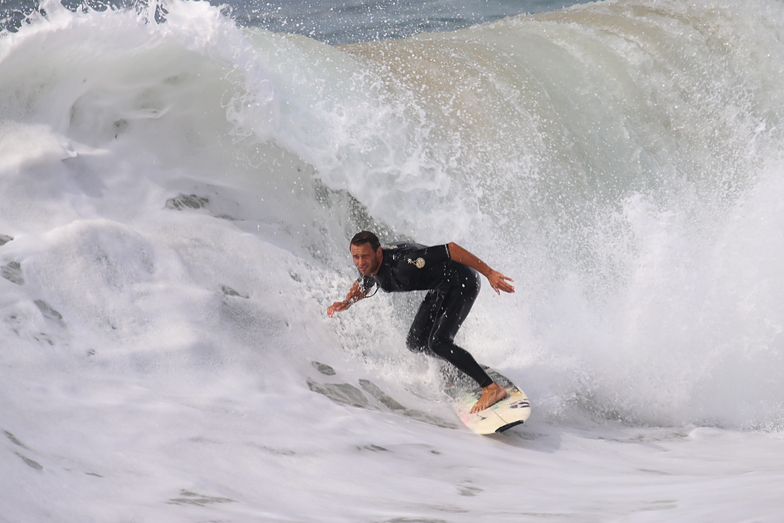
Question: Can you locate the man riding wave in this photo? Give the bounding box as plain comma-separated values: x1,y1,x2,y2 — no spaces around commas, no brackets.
327,231,515,413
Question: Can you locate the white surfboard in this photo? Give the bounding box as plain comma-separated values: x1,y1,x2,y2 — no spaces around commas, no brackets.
444,366,531,434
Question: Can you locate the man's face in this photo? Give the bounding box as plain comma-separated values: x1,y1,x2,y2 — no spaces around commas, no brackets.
351,242,382,276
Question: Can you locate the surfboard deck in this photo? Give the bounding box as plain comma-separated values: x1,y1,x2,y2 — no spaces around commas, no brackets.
443,366,531,435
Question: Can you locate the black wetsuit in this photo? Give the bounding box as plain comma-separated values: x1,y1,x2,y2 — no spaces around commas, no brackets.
359,242,493,388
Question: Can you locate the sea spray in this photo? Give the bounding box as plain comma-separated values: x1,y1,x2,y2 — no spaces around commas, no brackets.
4,2,784,522
1,0,784,432
335,0,784,429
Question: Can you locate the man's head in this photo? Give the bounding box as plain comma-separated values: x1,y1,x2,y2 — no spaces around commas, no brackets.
350,231,380,251
350,231,382,276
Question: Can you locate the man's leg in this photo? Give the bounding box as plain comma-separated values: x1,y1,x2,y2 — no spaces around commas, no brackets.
427,265,507,413
426,266,493,387
406,283,487,384
406,290,441,354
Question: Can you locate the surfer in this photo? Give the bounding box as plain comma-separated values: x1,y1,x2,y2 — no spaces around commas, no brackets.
327,231,515,413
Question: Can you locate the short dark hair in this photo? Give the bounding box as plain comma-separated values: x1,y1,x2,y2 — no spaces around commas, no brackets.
350,231,380,251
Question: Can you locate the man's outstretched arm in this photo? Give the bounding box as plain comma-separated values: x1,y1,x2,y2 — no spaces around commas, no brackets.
327,280,371,317
447,242,515,294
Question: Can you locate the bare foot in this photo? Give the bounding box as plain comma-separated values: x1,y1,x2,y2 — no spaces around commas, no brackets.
470,382,507,413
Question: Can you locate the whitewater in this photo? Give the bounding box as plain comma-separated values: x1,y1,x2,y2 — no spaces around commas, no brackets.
2,0,784,521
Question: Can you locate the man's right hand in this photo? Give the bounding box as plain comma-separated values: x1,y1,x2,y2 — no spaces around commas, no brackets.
327,301,350,318
328,280,369,317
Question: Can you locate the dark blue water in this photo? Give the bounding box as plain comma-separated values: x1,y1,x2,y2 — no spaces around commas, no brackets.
2,0,593,43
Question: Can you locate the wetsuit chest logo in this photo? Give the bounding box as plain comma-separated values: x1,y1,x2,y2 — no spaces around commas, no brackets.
408,257,426,269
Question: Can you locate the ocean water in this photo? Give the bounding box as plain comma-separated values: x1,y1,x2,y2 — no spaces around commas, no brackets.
2,0,784,521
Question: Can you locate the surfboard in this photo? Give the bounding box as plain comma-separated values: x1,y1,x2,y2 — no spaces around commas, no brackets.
307,360,529,434
443,366,531,435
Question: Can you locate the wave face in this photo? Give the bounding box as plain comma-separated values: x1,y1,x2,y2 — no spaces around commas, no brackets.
3,0,784,433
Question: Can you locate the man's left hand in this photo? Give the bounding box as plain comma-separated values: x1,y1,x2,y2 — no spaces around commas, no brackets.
488,270,515,294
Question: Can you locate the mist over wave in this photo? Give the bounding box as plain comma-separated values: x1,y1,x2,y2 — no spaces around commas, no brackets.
5,1,784,521
2,0,784,442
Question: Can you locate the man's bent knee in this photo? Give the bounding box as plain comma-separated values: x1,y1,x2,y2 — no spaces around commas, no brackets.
427,338,454,359
406,332,430,353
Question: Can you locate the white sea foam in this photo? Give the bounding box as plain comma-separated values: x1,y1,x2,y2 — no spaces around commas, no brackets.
2,0,784,521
